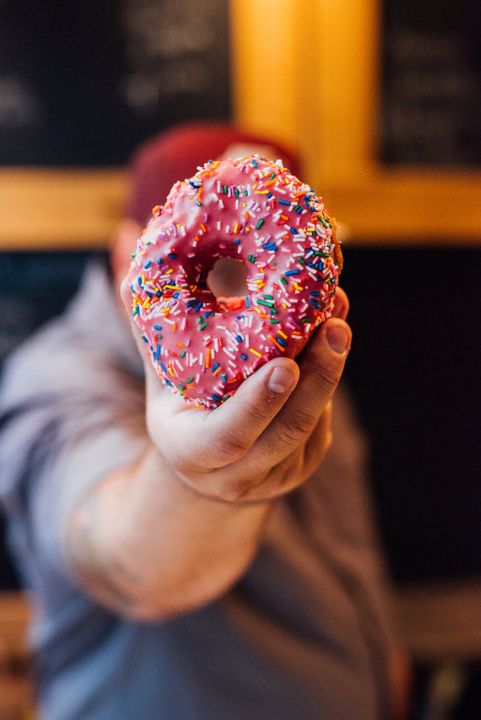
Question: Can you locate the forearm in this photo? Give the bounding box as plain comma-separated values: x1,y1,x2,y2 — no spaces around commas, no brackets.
65,444,272,620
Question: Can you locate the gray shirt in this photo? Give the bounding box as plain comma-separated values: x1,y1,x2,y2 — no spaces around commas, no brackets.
0,263,393,719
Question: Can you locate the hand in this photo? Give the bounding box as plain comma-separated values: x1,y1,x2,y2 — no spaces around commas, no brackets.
67,284,352,619
121,282,351,505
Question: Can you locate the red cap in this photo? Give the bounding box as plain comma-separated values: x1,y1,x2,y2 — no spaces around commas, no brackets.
126,121,300,225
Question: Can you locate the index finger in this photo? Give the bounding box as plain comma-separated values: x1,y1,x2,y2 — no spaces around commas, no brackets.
122,277,302,472
160,357,300,473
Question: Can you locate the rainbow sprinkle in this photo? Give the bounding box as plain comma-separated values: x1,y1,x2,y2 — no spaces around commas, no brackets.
127,154,342,408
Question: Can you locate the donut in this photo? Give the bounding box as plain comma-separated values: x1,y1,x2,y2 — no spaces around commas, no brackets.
127,154,343,408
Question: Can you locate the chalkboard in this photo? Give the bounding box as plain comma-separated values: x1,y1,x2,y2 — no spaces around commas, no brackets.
0,0,230,166
381,0,481,165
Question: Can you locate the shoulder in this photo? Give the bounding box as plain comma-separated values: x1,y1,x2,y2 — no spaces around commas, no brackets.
0,264,145,501
1,262,143,414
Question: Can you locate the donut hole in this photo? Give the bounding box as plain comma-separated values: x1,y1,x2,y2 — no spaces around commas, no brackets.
207,258,248,306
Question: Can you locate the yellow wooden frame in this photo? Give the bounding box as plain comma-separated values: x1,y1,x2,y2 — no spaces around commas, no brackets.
230,0,481,245
0,169,126,250
0,0,479,249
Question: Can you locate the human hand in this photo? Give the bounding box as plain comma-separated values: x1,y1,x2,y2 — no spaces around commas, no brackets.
121,281,351,505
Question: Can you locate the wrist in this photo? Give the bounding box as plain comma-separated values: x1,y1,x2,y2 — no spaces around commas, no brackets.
110,444,274,618
141,442,271,511
119,444,272,548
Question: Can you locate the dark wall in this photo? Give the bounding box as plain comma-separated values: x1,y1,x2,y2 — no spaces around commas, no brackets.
342,246,481,582
0,251,102,589
1,247,480,588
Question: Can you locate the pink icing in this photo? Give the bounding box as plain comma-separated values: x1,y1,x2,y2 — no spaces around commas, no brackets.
127,154,342,408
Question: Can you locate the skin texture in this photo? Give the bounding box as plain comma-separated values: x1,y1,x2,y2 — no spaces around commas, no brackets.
65,218,352,619
123,281,350,507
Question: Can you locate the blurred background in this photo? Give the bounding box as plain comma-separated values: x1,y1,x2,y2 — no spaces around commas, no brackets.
0,1,480,718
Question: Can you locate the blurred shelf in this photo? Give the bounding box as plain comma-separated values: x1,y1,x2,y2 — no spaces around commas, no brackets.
323,168,481,245
0,169,126,250
0,166,480,250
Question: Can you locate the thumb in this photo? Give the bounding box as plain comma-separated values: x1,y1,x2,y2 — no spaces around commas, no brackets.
203,358,300,466
165,358,300,473
122,275,301,471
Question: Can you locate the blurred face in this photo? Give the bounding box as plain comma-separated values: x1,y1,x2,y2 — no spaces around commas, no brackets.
111,218,142,291
112,142,289,306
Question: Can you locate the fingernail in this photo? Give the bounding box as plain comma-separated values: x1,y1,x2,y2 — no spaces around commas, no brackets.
268,365,297,394
326,326,350,354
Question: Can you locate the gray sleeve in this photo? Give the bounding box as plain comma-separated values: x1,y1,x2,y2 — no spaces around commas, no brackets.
0,333,146,590
29,408,146,584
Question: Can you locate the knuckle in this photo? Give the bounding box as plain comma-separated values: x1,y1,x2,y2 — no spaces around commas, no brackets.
273,458,294,486
310,359,341,393
277,408,316,446
164,442,199,477
170,453,194,477
212,431,250,463
243,399,271,427
268,454,304,496
219,479,251,503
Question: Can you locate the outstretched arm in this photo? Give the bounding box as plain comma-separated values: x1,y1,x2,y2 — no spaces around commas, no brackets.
64,288,351,620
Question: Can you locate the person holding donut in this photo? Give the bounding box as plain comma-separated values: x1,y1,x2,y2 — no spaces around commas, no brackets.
0,123,404,719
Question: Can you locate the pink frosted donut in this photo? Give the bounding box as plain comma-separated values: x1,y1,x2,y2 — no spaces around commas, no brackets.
127,154,343,408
